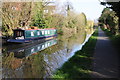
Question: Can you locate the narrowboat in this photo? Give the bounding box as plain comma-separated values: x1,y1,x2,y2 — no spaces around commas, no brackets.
7,28,57,43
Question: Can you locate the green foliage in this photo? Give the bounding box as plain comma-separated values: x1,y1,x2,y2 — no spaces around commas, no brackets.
112,35,120,53
86,20,94,28
31,2,46,28
102,1,120,19
44,14,64,28
57,28,63,35
78,13,87,27
64,12,88,30
99,8,119,35
2,2,32,36
64,11,77,28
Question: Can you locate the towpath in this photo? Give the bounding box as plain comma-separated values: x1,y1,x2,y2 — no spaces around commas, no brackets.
91,27,119,78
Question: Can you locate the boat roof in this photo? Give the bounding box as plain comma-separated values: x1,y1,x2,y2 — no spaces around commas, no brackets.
14,28,56,31
26,28,56,30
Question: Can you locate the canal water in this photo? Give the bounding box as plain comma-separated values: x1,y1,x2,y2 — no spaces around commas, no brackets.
2,28,94,78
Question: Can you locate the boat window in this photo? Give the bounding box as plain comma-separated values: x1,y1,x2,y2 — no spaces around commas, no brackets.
42,31,44,35
38,46,40,50
45,43,48,48
54,30,56,32
42,45,44,49
16,31,23,37
31,32,34,36
37,31,40,35
45,31,47,34
48,31,50,34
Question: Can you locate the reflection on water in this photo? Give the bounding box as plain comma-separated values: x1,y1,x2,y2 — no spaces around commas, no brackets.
2,29,94,78
11,39,57,58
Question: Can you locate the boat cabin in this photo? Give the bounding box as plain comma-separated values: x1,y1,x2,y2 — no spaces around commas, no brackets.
13,28,57,40
13,29,25,39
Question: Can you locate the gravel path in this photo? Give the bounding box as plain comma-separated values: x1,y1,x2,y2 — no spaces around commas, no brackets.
91,28,119,78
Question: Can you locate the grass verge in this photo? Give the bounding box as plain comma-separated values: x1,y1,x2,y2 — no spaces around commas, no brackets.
52,28,98,79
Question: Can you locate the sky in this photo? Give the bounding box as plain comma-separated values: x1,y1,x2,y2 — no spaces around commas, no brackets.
57,0,106,21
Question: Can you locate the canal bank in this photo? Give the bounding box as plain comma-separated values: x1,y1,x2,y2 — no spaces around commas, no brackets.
52,29,98,78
